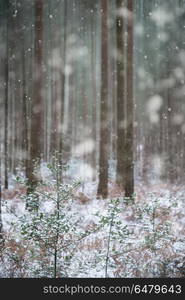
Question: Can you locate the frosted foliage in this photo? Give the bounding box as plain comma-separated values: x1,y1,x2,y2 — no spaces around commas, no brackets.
146,95,163,124
1,0,185,280
40,162,52,180
1,182,185,278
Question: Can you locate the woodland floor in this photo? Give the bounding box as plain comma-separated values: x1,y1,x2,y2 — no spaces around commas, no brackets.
0,181,185,277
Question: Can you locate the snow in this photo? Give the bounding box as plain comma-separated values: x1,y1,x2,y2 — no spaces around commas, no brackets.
150,8,173,27
72,139,95,157
1,177,185,278
146,95,163,124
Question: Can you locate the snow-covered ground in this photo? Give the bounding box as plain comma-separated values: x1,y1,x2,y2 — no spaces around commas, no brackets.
0,180,185,278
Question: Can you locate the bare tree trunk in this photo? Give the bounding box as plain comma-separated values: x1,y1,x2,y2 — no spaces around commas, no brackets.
97,0,109,199
124,0,134,197
116,0,126,189
50,10,57,155
4,0,9,190
22,44,29,179
27,0,43,210
91,24,97,181
56,2,68,183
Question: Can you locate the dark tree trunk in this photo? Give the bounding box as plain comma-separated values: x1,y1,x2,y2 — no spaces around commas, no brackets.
4,0,9,190
26,0,43,210
22,44,29,180
97,0,109,199
91,21,97,181
124,0,134,198
116,0,126,189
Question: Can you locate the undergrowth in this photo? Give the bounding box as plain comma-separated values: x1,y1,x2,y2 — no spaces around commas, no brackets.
0,158,184,277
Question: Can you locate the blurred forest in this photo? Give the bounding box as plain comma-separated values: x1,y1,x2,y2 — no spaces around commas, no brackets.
0,0,185,278
1,0,185,195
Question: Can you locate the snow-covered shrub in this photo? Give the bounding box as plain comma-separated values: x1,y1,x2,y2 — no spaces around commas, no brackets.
1,167,184,278
103,192,183,278
5,157,101,277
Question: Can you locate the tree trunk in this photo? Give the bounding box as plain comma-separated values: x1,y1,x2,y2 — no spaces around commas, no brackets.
59,0,67,164
124,0,134,198
91,21,97,181
116,0,126,189
4,0,9,190
26,0,43,210
22,43,29,180
97,0,109,199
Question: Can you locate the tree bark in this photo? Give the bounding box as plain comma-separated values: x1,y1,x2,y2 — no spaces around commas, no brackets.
97,0,109,199
4,0,9,190
26,0,43,210
124,0,134,197
22,43,29,180
116,0,126,189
